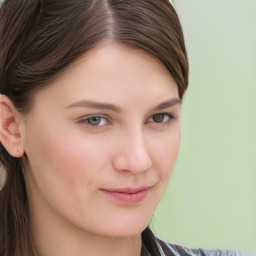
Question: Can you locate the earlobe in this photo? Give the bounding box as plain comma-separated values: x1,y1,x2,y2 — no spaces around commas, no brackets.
0,95,25,158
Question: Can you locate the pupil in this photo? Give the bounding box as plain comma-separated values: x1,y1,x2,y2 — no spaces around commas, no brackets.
153,114,164,122
88,117,101,125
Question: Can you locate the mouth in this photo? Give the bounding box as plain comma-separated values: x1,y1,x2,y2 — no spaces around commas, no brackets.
100,186,152,204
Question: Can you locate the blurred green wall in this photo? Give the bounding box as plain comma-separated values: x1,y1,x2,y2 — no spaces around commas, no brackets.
1,0,255,253
153,0,256,253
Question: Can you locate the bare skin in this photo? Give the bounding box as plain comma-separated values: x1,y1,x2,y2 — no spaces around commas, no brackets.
0,43,181,256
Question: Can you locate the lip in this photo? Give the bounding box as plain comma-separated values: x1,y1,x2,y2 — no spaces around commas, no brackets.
100,186,152,204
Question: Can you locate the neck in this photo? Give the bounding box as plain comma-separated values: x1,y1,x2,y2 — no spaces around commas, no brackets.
23,162,142,256
35,230,141,256
30,202,142,256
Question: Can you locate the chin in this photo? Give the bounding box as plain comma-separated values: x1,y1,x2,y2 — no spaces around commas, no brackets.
103,225,148,239
100,215,151,239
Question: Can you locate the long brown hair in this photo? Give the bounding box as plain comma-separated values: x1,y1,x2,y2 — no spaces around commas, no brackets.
0,0,189,255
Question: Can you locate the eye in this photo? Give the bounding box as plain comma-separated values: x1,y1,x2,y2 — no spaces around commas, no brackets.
80,116,108,126
148,113,175,124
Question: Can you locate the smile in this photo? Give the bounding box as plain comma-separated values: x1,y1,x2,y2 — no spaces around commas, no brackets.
100,186,152,204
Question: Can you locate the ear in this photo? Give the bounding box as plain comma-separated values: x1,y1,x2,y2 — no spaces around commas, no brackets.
0,94,25,158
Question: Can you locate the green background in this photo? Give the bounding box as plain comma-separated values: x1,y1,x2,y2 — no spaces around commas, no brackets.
152,0,256,253
1,0,255,253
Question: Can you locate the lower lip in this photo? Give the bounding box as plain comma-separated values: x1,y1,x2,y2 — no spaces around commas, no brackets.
100,188,150,204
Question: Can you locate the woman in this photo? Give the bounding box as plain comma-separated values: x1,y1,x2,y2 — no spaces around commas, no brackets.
0,0,244,255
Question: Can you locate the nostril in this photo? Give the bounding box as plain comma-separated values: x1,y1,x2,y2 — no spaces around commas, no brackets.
112,130,152,173
112,149,152,174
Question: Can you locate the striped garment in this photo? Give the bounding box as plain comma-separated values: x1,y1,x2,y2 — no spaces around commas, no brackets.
141,228,254,256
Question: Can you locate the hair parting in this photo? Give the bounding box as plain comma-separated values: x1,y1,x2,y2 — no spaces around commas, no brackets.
0,1,188,255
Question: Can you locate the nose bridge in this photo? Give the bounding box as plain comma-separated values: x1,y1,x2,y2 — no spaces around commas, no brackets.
113,125,152,173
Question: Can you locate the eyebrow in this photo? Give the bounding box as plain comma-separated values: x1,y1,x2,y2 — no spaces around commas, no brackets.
65,98,181,113
152,98,181,111
66,100,122,112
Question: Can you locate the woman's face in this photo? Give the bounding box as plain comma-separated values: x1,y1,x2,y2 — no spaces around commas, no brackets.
22,43,181,238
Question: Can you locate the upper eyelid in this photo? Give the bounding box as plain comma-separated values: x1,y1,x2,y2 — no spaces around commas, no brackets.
76,114,110,121
151,103,180,114
148,112,176,119
147,112,175,122
75,112,176,124
76,116,111,128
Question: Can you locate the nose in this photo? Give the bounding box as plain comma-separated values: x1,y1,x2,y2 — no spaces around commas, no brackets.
112,129,152,174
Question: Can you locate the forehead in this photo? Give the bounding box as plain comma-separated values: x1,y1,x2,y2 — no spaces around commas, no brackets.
31,43,178,111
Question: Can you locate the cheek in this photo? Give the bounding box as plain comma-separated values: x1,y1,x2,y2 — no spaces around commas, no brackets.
24,121,109,206
150,127,181,182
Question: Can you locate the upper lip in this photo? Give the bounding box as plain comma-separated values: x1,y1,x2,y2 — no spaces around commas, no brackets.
100,186,152,194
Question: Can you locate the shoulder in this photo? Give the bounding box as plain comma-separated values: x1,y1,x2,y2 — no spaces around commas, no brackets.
156,238,251,256
142,228,254,256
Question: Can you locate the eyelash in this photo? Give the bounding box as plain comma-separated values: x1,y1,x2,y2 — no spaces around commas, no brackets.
147,113,175,124
77,112,176,127
79,116,109,126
